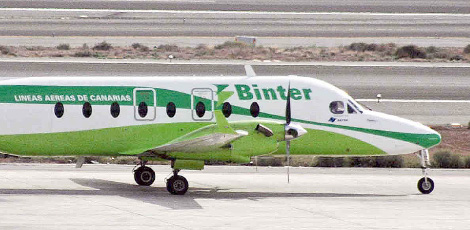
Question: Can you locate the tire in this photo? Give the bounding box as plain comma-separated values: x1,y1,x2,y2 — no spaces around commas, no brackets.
417,177,434,194
166,175,189,195
134,166,155,186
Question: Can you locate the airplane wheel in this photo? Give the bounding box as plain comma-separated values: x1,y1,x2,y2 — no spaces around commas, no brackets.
417,177,434,194
166,175,188,195
134,166,155,186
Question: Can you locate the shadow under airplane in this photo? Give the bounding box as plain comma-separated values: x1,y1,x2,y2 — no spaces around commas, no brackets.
0,178,408,210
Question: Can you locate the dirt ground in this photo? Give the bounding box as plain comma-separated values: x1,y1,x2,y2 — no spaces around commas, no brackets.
1,42,469,63
431,126,470,155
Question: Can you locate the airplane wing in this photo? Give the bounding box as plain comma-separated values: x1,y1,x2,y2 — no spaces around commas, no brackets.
136,110,279,158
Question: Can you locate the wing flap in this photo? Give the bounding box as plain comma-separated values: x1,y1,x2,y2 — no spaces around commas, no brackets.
149,132,245,154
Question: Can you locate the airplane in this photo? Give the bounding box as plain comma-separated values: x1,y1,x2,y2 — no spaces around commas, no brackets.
0,65,441,195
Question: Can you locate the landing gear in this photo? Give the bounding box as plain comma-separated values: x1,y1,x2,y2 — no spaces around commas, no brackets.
417,149,434,194
166,169,189,195
418,177,434,194
133,161,155,186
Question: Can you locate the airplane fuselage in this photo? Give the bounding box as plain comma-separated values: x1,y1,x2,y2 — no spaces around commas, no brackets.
0,76,440,163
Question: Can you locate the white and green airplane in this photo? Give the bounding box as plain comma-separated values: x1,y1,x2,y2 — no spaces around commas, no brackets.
0,66,440,195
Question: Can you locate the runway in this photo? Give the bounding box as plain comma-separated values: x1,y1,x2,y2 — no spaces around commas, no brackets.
2,0,470,13
0,59,468,125
0,164,468,229
2,8,470,38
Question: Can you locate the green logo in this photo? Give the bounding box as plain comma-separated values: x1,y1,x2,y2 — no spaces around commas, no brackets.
234,84,311,101
215,84,234,108
215,84,312,103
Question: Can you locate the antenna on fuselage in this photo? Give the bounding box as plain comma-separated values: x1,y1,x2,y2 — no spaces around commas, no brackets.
244,65,256,77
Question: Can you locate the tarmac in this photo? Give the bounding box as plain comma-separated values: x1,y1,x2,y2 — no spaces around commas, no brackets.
0,164,469,229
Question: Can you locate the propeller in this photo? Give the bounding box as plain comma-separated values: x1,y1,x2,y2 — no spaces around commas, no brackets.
283,82,308,183
285,82,291,183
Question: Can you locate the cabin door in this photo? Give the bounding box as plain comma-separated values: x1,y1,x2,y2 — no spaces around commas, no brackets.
191,88,214,121
133,88,156,121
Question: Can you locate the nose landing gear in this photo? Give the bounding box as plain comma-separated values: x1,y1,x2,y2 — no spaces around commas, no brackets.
417,149,434,194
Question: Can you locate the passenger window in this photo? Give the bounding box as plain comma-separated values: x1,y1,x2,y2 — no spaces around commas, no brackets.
138,102,148,118
82,102,92,118
167,102,176,118
222,102,232,118
329,101,344,114
110,102,120,118
250,102,260,117
195,101,205,118
54,102,64,118
347,104,357,114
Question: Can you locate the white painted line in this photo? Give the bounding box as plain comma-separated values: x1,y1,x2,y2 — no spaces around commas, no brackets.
2,7,470,17
357,99,470,103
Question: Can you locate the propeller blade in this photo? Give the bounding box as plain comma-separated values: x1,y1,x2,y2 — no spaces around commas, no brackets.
286,82,291,125
285,81,292,183
286,140,290,183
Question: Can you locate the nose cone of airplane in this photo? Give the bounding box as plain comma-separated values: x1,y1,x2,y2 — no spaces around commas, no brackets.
366,111,441,151
418,126,441,148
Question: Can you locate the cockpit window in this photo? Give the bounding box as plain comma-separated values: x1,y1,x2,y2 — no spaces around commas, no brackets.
347,104,357,114
348,99,364,113
329,101,345,114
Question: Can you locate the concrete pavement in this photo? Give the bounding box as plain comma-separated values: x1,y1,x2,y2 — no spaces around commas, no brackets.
0,164,469,229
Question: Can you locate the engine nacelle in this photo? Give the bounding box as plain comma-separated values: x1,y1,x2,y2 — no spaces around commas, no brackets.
285,123,307,141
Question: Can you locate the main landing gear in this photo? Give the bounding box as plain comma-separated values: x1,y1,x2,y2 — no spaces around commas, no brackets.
166,169,189,195
133,161,156,186
417,149,434,194
133,160,189,195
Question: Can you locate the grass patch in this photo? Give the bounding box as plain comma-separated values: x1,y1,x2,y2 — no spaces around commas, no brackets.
157,44,179,52
131,43,149,52
74,50,92,57
56,43,70,50
93,41,113,51
396,45,427,59
0,46,11,55
432,149,461,168
347,43,378,52
214,41,248,49
464,44,470,54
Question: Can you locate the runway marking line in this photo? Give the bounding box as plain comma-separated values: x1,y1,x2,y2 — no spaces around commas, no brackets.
2,7,470,17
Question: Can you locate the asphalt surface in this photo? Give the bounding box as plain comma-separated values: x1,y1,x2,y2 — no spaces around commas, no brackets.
2,0,470,13
2,8,470,38
0,164,469,229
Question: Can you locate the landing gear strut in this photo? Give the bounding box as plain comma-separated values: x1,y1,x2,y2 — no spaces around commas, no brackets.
133,160,156,186
417,149,434,194
166,167,189,195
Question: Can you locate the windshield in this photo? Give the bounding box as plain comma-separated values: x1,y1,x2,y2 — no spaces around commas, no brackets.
347,99,364,113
